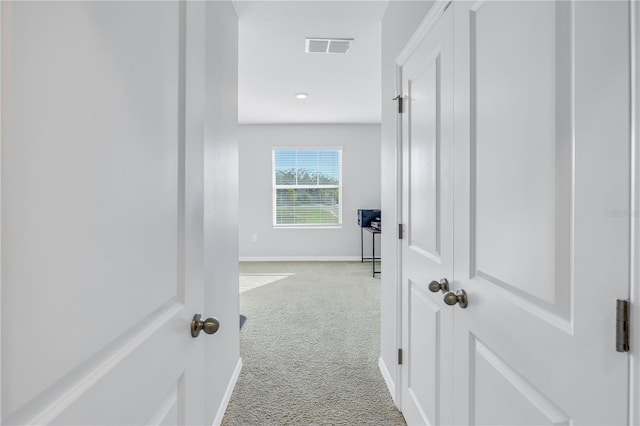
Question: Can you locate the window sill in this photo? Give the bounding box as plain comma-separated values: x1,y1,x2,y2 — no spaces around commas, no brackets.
273,225,343,230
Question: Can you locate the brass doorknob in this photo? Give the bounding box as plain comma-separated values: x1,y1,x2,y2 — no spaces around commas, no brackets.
443,289,468,308
428,278,449,293
191,313,220,337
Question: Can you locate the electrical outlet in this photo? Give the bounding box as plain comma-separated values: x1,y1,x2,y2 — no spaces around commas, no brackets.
251,234,258,242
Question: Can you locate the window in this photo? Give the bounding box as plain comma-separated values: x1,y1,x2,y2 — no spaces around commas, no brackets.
273,148,342,227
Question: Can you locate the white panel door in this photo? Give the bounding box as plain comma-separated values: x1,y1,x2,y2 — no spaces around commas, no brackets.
400,5,454,425
1,2,214,424
452,1,630,424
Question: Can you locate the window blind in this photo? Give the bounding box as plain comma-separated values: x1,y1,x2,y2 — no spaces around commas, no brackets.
273,149,342,226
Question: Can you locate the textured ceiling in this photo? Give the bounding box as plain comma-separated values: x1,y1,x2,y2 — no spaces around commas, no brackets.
234,1,389,124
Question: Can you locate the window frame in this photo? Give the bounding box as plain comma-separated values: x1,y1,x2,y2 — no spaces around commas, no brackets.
272,146,343,229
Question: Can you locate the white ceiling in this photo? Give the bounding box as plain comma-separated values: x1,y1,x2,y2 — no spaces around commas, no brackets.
234,1,389,124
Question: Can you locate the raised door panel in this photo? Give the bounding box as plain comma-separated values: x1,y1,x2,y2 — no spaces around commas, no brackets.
470,0,572,320
470,337,570,426
408,54,440,260
406,282,441,424
146,381,183,426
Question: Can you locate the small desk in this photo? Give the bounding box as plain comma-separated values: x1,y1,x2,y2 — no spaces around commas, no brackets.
362,226,381,277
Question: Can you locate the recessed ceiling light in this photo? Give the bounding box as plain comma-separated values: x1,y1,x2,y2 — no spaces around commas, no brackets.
295,93,308,99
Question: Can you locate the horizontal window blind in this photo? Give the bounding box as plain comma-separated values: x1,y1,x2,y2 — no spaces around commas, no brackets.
273,149,342,226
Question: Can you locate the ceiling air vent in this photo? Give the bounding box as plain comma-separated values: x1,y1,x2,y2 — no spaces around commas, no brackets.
305,38,353,54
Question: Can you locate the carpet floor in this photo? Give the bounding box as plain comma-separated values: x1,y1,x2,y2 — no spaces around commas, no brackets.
221,261,405,426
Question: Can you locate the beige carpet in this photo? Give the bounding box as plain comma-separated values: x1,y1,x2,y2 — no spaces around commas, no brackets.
222,261,405,426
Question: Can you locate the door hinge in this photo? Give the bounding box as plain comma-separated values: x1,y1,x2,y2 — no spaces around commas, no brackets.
398,348,403,365
393,95,404,114
398,223,404,240
616,299,630,352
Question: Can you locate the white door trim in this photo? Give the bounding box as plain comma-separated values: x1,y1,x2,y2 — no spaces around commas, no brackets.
632,0,638,422
396,0,451,67
1,1,4,421
393,62,402,407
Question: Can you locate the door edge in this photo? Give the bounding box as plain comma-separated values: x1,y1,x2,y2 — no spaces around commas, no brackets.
631,0,639,423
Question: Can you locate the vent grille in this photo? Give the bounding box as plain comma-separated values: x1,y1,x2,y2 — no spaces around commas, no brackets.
305,38,353,54
308,40,329,53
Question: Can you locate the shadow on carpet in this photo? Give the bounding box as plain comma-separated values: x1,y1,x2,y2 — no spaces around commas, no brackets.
240,314,247,330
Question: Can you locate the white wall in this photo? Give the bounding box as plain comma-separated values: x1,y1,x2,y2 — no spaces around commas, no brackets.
203,2,241,424
379,0,434,406
239,124,381,260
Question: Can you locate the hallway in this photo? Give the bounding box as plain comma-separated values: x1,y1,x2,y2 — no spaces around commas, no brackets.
2,1,639,423
222,262,404,425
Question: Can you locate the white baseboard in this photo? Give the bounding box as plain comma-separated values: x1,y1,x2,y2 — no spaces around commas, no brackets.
239,256,361,262
213,357,243,426
378,357,397,406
